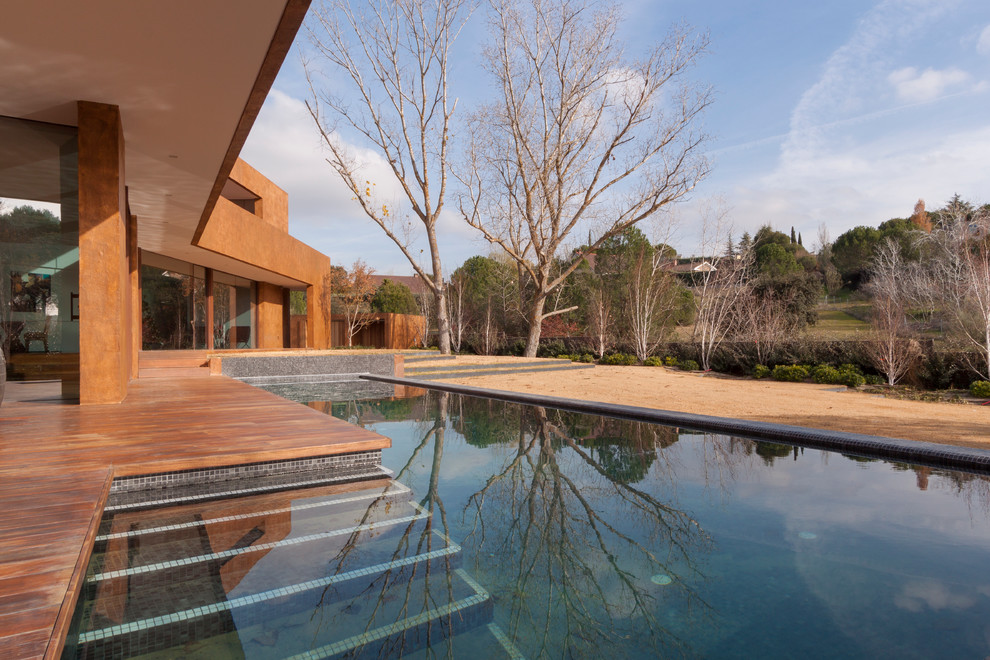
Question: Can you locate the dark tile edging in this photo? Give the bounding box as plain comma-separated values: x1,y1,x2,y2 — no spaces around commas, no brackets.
361,374,990,475
110,451,382,493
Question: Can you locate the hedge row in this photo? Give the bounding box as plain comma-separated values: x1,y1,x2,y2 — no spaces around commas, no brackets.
525,337,982,390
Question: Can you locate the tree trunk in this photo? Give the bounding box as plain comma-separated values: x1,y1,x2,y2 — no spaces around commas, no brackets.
435,289,451,354
523,296,545,358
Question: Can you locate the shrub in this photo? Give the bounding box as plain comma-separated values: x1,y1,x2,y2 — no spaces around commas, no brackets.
678,359,700,371
812,365,840,384
752,364,771,379
836,368,865,388
971,381,990,398
555,353,572,361
538,339,566,358
578,353,594,363
643,356,664,367
599,352,638,366
772,365,810,382
864,374,884,386
664,356,679,367
506,339,527,356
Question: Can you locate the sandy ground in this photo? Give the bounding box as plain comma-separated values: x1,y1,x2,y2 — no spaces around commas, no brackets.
407,355,990,448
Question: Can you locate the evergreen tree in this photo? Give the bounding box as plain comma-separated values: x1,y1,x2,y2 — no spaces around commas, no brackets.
790,226,797,244
798,232,803,246
738,231,753,254
370,279,420,314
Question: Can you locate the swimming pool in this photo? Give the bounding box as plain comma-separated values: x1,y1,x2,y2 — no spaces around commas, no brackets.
64,383,990,658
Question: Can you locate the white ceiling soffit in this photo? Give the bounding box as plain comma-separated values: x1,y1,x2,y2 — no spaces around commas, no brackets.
0,1,305,286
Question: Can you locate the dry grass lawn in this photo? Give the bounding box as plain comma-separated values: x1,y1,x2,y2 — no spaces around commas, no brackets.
408,355,990,449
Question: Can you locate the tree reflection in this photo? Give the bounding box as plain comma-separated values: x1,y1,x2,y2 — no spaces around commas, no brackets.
462,403,714,658
312,391,460,658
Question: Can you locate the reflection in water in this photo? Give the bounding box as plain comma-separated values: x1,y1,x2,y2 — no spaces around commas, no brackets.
312,392,465,657
68,385,990,659
460,404,714,657
333,389,990,658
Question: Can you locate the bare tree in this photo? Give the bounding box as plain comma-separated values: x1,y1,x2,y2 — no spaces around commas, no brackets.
863,238,921,385
691,204,751,371
734,287,792,367
459,0,710,356
305,0,472,354
627,244,679,361
330,260,377,346
586,286,613,358
412,276,433,348
445,270,466,353
925,204,990,379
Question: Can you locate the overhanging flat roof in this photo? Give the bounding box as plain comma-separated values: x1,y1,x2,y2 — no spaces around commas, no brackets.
0,0,310,287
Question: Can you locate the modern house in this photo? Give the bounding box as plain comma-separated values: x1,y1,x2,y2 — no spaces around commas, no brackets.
0,0,332,405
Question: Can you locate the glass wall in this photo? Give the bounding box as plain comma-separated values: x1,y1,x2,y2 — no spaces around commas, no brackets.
141,252,255,350
0,116,79,381
212,271,255,349
141,253,207,350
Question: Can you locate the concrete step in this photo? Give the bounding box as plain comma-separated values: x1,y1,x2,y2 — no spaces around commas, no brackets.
407,359,569,373
404,354,456,364
137,367,210,379
407,362,594,380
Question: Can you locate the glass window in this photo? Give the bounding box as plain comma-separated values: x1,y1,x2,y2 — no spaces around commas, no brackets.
140,254,207,350
0,116,79,382
213,270,254,349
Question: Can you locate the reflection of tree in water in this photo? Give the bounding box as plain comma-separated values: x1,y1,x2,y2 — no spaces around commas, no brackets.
462,404,714,658
313,391,459,657
457,398,676,484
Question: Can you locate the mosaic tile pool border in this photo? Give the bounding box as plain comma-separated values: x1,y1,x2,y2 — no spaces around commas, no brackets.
75,529,464,655
362,374,990,475
220,354,398,379
110,451,382,493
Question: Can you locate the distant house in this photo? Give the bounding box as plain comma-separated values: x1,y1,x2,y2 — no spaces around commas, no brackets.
368,274,431,297
668,260,717,274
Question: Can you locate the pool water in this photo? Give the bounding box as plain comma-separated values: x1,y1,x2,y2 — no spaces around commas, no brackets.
64,385,990,658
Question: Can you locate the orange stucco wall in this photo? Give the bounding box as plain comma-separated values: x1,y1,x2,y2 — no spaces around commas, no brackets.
195,164,332,349
256,281,284,348
228,159,289,233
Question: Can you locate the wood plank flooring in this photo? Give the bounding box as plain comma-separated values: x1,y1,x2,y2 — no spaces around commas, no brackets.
0,376,390,659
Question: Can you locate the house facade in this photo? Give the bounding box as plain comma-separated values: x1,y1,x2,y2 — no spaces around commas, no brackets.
0,0,332,404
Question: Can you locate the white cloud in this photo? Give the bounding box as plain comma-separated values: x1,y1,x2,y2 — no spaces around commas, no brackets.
978,24,990,55
887,66,972,102
702,0,990,252
782,0,950,164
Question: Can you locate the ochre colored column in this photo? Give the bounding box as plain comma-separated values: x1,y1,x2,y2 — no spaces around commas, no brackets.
78,101,128,404
128,214,139,379
205,269,215,350
307,269,332,349
256,282,284,349
282,288,291,349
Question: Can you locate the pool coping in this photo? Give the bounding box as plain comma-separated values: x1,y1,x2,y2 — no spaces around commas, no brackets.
361,374,990,475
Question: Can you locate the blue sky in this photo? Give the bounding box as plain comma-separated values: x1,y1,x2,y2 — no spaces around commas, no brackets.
241,0,990,274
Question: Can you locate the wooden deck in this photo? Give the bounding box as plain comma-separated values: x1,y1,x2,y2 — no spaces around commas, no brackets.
0,376,390,660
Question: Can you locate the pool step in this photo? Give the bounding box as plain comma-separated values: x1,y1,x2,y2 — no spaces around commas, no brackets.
404,354,456,364
71,480,502,660
105,462,390,512
406,360,594,380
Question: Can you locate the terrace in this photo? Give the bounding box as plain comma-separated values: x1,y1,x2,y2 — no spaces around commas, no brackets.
0,374,390,659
